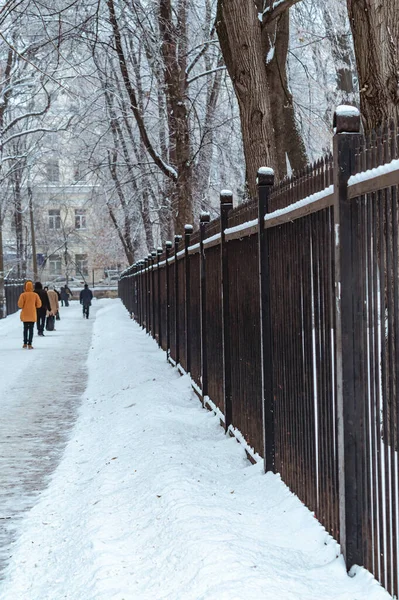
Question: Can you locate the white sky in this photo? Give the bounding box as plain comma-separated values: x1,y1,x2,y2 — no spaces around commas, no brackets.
0,299,392,599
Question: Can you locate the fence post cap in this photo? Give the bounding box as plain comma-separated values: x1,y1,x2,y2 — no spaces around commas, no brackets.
151,250,157,257
165,240,173,249
184,224,194,233
220,189,233,204
257,167,275,186
333,105,361,134
157,247,163,255
200,211,211,223
174,234,182,242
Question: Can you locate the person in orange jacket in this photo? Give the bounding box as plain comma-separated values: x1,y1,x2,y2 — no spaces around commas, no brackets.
17,280,42,349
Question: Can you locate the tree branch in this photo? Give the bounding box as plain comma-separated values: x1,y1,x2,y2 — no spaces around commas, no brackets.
262,0,302,25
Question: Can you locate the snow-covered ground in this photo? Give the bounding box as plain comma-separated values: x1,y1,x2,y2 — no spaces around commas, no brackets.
0,299,392,599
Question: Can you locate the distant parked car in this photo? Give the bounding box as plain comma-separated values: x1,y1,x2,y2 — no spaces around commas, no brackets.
45,275,85,287
98,271,120,285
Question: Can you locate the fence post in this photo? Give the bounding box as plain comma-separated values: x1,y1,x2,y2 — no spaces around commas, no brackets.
133,264,138,320
141,260,146,329
151,250,157,339
200,212,210,402
257,167,275,473
184,224,193,374
146,256,151,333
165,241,173,360
139,262,143,326
220,191,233,431
333,105,362,570
174,235,182,366
157,247,163,348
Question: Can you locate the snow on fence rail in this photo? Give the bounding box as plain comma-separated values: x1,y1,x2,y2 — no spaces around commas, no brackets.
119,107,399,599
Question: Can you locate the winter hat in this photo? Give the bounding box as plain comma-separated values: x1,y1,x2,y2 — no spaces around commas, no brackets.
34,281,43,291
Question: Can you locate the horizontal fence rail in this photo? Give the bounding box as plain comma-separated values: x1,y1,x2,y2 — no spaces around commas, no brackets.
119,107,399,598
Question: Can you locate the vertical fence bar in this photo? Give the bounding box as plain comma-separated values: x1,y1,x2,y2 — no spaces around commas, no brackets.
185,225,193,375
157,248,163,348
165,241,173,360
333,106,362,569
200,212,210,402
220,191,233,430
174,235,182,365
257,167,275,473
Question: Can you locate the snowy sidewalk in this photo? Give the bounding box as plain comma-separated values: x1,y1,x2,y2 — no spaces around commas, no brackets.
0,299,391,599
0,299,96,580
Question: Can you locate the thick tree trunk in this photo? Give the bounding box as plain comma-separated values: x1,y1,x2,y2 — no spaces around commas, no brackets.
216,0,279,197
265,11,307,176
159,0,194,232
347,0,399,130
323,8,355,102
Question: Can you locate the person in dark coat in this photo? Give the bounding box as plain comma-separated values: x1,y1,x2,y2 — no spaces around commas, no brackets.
60,285,72,307
79,284,93,319
34,281,51,336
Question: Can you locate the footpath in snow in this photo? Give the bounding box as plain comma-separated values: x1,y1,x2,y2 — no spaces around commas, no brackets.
0,299,392,599
0,298,96,580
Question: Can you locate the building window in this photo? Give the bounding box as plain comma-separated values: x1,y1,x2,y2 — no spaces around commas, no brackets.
75,254,88,276
46,159,59,183
75,209,86,229
49,255,62,275
49,209,61,230
73,162,85,183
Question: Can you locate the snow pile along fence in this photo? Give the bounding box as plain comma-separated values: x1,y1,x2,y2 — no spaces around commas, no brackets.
119,106,399,599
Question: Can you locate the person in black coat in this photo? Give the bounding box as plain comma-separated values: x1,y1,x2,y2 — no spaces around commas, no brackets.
79,284,93,319
34,282,51,336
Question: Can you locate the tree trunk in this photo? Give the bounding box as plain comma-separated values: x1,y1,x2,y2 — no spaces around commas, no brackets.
265,11,307,176
159,0,194,232
323,7,356,102
347,0,399,130
216,0,279,197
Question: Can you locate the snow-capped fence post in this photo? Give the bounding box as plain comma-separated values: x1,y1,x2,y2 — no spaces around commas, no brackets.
200,212,210,404
133,263,138,321
148,253,154,334
220,191,233,431
151,250,157,339
157,248,163,348
184,225,194,375
332,105,362,571
139,260,145,329
165,241,173,360
145,256,151,333
174,235,182,365
257,167,275,474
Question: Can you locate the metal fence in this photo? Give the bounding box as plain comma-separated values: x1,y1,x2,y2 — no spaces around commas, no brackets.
4,279,24,317
119,107,399,597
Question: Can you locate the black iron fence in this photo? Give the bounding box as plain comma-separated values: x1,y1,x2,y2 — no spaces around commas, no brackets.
4,279,24,317
119,107,399,597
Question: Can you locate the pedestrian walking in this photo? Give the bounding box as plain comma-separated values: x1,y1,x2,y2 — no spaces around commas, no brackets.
60,284,72,307
17,280,42,349
34,282,51,336
46,286,59,331
79,284,93,319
